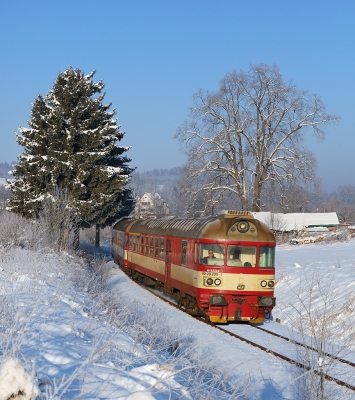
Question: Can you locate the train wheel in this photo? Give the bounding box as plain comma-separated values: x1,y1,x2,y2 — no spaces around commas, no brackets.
155,281,163,292
186,297,199,316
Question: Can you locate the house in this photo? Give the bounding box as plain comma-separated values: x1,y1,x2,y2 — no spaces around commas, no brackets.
253,212,340,232
134,192,170,218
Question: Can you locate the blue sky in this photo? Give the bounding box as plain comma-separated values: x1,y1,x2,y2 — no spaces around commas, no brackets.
1,1,354,192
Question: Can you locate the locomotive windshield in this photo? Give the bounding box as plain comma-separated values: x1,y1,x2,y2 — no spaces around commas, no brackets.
199,243,272,268
200,243,224,266
227,245,256,267
259,246,275,268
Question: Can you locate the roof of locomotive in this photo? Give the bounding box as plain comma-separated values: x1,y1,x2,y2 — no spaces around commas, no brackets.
113,211,275,242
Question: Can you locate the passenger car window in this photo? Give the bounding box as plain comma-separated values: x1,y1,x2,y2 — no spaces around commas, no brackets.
150,237,154,256
160,238,164,259
155,238,159,257
181,240,188,265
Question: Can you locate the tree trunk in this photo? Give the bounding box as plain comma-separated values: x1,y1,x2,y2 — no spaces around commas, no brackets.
95,224,100,248
240,192,248,211
73,224,80,250
62,227,69,251
252,175,262,212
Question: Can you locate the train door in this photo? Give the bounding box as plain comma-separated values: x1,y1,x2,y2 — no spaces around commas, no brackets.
164,238,171,290
123,233,129,268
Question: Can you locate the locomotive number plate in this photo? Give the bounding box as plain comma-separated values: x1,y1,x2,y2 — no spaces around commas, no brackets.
202,271,222,277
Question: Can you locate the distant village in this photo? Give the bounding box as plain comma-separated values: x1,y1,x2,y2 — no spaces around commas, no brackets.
1,164,354,244
131,190,345,243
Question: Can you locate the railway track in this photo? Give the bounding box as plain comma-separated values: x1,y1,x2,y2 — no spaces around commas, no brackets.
254,324,355,369
140,281,355,392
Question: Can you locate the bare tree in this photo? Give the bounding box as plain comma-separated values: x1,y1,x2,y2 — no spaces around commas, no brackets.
325,185,355,224
175,64,339,213
336,204,355,224
264,212,287,232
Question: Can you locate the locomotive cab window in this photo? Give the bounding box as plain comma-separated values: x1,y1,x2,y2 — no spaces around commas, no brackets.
227,245,256,267
259,246,275,268
200,244,224,266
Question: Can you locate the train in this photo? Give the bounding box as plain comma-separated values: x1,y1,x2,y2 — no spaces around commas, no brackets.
112,210,276,324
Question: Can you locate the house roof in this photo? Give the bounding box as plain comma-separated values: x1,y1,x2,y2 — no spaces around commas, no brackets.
253,212,339,231
140,192,162,201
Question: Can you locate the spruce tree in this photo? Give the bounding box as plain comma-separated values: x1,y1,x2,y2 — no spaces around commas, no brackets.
7,68,134,245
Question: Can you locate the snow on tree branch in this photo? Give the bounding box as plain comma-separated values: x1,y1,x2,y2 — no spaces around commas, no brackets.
175,63,339,213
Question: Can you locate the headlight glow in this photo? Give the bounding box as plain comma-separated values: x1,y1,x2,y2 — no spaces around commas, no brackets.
237,221,249,233
260,280,267,288
214,278,221,286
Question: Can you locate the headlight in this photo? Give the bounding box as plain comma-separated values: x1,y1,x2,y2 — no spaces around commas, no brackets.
206,278,213,285
214,278,221,285
260,280,267,288
210,295,228,306
237,221,249,233
268,280,275,288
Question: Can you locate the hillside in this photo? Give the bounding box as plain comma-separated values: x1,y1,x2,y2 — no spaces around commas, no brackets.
0,210,354,398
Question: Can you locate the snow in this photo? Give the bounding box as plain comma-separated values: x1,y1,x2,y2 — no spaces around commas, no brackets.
103,165,123,177
254,212,339,231
0,240,354,398
274,240,355,351
0,358,40,400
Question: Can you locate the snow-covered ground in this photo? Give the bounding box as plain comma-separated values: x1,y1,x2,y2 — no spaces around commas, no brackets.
275,241,355,350
0,239,355,399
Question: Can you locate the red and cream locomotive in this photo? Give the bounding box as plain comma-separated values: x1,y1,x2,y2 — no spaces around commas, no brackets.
112,210,276,324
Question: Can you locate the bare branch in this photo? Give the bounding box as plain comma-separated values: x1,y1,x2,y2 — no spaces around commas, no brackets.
175,64,339,211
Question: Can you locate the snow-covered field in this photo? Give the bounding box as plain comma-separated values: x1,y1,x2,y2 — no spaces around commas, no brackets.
0,238,355,399
275,241,355,350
